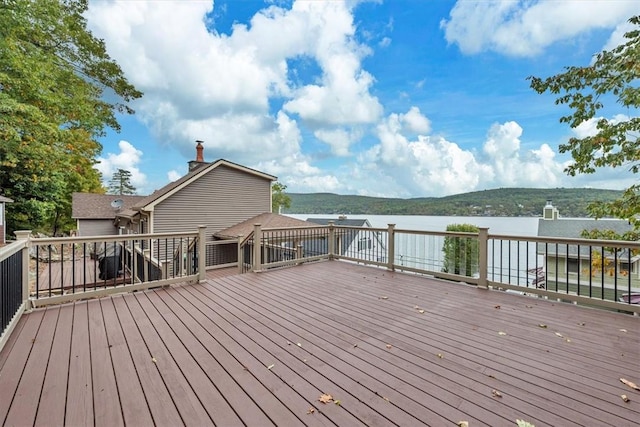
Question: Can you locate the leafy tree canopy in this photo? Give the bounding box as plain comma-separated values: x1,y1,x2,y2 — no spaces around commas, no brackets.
107,169,137,195
529,15,640,232
442,223,479,277
272,181,291,213
0,0,142,235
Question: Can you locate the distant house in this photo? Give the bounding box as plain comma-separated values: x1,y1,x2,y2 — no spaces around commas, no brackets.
72,193,145,236
306,216,386,262
73,142,276,238
0,195,13,244
537,201,637,278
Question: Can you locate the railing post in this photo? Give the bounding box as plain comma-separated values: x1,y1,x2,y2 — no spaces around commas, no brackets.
237,235,244,274
328,221,335,260
387,224,395,271
478,227,489,289
253,224,262,272
15,230,32,309
198,225,206,282
296,244,303,265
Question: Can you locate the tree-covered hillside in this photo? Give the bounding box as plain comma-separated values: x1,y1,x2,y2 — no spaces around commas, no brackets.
284,188,622,217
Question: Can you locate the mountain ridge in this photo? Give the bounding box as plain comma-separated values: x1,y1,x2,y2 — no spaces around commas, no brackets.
283,187,622,217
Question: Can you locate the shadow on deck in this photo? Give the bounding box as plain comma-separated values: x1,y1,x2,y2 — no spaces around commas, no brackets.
1,261,639,426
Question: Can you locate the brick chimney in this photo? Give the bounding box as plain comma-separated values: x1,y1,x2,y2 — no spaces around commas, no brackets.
188,140,207,171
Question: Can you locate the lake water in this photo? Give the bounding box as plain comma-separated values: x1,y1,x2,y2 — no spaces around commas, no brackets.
287,214,540,236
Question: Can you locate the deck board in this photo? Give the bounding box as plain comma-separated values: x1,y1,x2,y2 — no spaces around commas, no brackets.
1,260,639,426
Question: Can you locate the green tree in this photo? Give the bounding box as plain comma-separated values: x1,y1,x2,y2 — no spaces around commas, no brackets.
442,224,479,276
272,181,291,213
529,15,640,229
108,169,137,195
0,0,142,235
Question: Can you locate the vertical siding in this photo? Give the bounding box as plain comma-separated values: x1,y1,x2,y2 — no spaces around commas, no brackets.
153,164,271,237
78,220,118,236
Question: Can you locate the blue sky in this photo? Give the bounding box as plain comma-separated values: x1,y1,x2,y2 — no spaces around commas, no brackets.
86,0,638,197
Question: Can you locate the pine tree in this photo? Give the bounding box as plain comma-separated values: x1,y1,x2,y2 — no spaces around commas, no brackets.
108,169,136,195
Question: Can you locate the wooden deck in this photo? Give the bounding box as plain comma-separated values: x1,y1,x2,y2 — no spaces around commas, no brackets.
1,261,639,426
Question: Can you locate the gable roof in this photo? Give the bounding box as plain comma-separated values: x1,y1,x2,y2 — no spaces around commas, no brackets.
537,218,632,238
131,159,276,212
214,213,311,241
72,193,146,219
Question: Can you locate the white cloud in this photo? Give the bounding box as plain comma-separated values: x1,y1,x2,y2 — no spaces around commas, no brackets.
572,114,630,139
441,0,638,56
167,170,181,182
95,141,147,190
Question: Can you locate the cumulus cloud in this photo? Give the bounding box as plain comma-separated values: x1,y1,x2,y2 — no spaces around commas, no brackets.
167,170,182,182
95,141,147,190
441,0,638,56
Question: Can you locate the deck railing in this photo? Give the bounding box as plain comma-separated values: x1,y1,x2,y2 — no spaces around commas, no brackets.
249,223,640,314
0,233,29,353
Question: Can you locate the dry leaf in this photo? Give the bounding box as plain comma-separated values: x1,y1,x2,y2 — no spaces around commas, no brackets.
267,364,274,370
151,357,157,364
620,378,640,391
287,341,291,345
577,322,586,326
554,332,563,338
457,422,469,427
306,407,315,414
621,394,630,402
380,296,388,300
619,329,628,333
498,331,507,336
492,389,502,398
516,420,535,427
383,396,390,402
494,305,501,309
436,353,444,359
386,344,392,349
319,394,333,404
297,342,302,347
564,338,572,343
353,343,358,348
418,309,425,314
538,324,547,328
334,400,341,406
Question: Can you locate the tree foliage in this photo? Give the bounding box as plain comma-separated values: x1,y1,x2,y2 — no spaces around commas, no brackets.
442,223,479,277
0,0,141,235
529,15,640,228
272,181,291,213
107,169,136,195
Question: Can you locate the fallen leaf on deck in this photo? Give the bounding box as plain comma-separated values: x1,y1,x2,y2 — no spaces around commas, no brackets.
418,309,425,314
353,344,358,348
538,324,547,328
287,341,291,345
516,420,535,427
380,296,388,300
564,338,572,343
267,364,274,370
619,329,627,333
306,407,315,414
492,389,502,398
554,332,563,338
620,378,640,391
498,331,507,336
578,322,586,326
151,357,157,364
383,396,390,402
494,305,501,309
319,394,333,404
621,394,630,402
457,422,469,427
297,342,302,347
386,344,392,349
334,400,341,406
436,353,444,359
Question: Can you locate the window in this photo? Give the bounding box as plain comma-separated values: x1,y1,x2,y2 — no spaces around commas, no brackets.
567,258,579,274
358,237,372,251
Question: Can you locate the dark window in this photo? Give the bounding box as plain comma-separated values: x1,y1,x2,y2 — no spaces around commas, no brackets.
567,258,579,274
